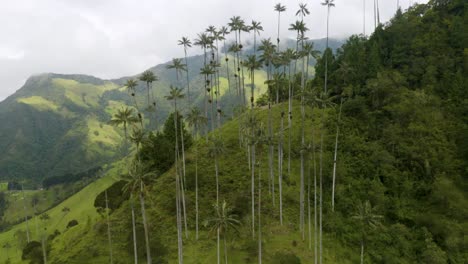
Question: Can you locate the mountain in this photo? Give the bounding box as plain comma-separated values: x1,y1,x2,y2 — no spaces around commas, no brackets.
0,38,343,185
0,1,468,263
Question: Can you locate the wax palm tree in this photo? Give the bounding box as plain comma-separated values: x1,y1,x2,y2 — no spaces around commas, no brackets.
243,55,263,108
250,21,263,55
241,112,264,238
104,190,113,264
281,48,295,176
122,160,155,264
165,86,186,263
39,213,50,264
186,107,207,240
208,136,226,206
166,58,187,83
204,201,240,264
352,200,383,264
274,3,287,51
125,79,142,119
178,37,192,104
109,107,139,150
302,42,321,81
219,26,231,92
139,70,158,108
321,0,335,95
129,128,146,161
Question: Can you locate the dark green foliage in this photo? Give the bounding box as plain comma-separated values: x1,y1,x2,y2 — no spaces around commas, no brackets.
94,180,129,211
139,112,192,173
21,241,43,264
42,166,101,189
6,182,21,191
66,219,79,229
0,192,6,220
273,252,301,264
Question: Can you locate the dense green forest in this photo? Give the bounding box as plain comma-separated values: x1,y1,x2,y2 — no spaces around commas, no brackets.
1,0,467,263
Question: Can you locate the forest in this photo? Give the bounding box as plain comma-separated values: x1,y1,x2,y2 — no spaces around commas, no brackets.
0,0,467,263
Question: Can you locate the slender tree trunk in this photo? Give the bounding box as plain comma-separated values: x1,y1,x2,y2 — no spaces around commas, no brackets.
215,155,220,205
131,196,138,264
331,99,343,212
139,185,152,264
363,0,366,36
300,38,306,240
184,49,191,105
33,202,39,240
174,101,184,264
105,190,114,264
41,232,47,264
288,65,292,176
180,124,189,239
268,104,275,206
217,228,221,264
319,107,325,264
258,161,262,264
224,236,228,264
251,144,256,238
278,113,284,225
195,141,199,240
21,185,30,243
360,240,364,264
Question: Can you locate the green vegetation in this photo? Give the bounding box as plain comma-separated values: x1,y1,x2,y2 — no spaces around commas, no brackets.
1,0,467,263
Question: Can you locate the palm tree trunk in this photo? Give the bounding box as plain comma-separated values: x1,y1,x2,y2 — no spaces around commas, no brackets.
239,30,246,106
300,41,306,240
131,196,138,264
215,155,220,205
21,185,30,243
184,49,191,105
174,100,184,264
105,190,114,264
139,185,152,264
224,235,228,264
287,64,292,176
41,232,48,264
279,112,284,225
360,239,364,264
258,161,262,264
363,0,366,36
331,99,343,212
319,108,325,264
217,228,221,264
251,144,256,239
268,104,275,206
195,144,199,240
180,123,189,239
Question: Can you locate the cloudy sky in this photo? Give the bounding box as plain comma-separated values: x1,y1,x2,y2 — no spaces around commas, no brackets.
0,0,427,101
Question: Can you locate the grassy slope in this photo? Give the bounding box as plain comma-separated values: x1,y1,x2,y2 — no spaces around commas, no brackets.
0,161,123,263
38,101,358,264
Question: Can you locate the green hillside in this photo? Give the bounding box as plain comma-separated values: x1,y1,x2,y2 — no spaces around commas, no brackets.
1,0,467,263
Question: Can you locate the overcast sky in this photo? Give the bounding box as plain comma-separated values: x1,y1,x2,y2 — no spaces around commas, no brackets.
0,0,427,101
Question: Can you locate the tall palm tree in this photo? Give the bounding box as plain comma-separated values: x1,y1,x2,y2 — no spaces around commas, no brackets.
243,55,263,109
204,201,240,264
321,0,335,95
186,107,207,240
122,160,155,264
178,37,192,104
125,79,144,128
352,200,383,264
242,112,263,238
250,21,263,55
139,70,158,108
104,190,113,264
208,136,226,206
274,3,287,52
39,213,50,264
166,58,187,83
219,26,231,93
281,48,295,177
109,107,139,150
165,86,185,264
259,38,277,204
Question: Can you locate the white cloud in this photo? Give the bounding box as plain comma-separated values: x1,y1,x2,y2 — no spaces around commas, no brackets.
0,0,427,101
